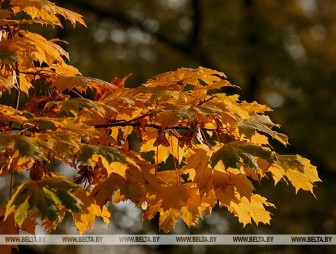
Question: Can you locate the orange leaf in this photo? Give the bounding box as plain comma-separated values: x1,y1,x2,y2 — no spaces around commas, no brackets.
0,207,19,254
146,184,201,232
52,75,120,95
185,147,212,193
73,190,111,234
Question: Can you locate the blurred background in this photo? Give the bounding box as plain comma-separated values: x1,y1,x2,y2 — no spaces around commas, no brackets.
14,0,336,253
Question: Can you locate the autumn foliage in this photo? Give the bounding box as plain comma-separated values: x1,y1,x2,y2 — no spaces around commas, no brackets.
0,0,320,243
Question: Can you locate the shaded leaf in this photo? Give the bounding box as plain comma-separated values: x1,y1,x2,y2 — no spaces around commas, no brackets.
45,98,106,117
145,184,201,232
76,144,126,165
0,135,49,160
0,47,18,65
5,178,81,226
211,141,276,169
238,114,289,145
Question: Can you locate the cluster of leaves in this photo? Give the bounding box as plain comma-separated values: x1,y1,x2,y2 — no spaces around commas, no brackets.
0,0,320,243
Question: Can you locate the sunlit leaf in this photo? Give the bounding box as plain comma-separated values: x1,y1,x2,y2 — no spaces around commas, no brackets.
269,155,321,194
229,194,275,226
10,0,86,27
73,189,110,234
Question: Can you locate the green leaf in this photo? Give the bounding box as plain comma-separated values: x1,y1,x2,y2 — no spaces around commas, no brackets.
14,197,30,226
5,178,81,226
211,141,276,169
0,135,48,159
77,145,126,164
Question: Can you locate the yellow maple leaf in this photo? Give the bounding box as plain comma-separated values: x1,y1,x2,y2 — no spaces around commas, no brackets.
108,161,128,178
11,0,86,27
73,190,111,234
146,184,201,232
18,73,33,94
159,208,180,232
269,155,321,194
145,67,225,89
141,132,186,164
228,194,275,226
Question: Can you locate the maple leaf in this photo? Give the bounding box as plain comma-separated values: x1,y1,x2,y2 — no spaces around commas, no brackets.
185,147,212,193
211,141,277,170
153,111,181,129
238,114,289,145
0,104,31,123
141,132,186,164
0,31,69,67
76,145,126,165
91,173,126,206
0,47,18,65
229,194,275,226
173,104,223,119
5,178,81,226
0,0,323,236
73,190,110,234
144,184,202,232
0,207,19,254
10,0,86,27
144,67,226,89
269,155,321,194
0,135,51,160
0,75,16,93
45,98,106,117
52,75,120,95
212,164,255,208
